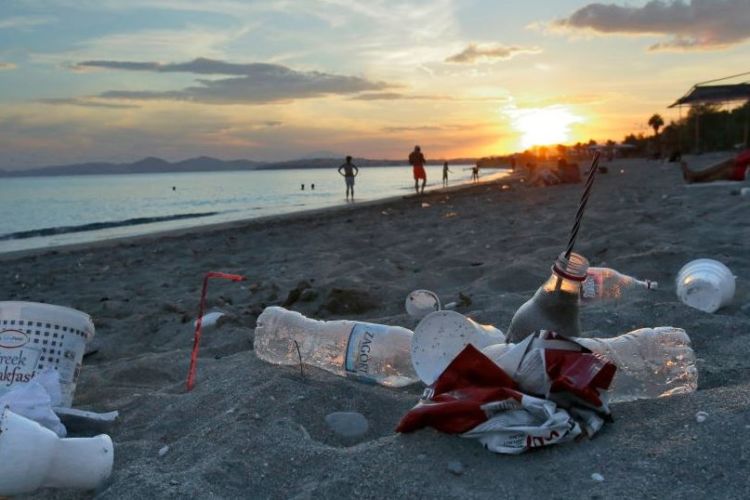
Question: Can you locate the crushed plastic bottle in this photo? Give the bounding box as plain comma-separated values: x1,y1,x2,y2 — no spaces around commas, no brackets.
506,252,588,343
254,306,418,387
575,327,697,403
580,267,657,304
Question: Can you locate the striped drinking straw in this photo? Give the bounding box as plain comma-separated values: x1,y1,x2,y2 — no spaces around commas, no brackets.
564,152,601,259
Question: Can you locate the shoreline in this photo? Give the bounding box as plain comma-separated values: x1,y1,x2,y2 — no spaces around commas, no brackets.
0,171,514,262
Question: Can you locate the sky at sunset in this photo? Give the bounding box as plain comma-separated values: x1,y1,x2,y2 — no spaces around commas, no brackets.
1,0,749,169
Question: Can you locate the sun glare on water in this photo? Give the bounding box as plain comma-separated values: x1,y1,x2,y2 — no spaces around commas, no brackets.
509,106,584,149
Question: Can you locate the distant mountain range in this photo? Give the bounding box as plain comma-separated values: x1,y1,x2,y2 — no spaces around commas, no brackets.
0,156,480,177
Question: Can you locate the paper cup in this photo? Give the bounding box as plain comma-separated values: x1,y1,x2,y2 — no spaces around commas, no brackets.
675,259,735,313
411,311,505,384
0,302,95,407
404,290,441,319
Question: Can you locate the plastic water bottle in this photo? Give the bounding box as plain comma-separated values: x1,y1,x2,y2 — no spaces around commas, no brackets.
254,306,418,387
580,267,657,304
506,252,588,343
575,327,698,403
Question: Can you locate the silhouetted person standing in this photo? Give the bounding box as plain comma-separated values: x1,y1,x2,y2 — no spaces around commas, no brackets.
471,165,479,183
338,155,359,200
442,161,452,187
409,145,426,194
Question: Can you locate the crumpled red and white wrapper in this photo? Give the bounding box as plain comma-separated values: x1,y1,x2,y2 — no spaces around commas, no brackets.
397,331,616,454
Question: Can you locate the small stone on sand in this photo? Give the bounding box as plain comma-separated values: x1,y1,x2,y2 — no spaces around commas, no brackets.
447,460,465,476
325,411,369,438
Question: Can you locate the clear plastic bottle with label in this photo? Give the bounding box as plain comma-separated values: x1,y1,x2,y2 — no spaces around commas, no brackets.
575,327,698,403
580,267,657,304
506,252,589,343
254,306,418,387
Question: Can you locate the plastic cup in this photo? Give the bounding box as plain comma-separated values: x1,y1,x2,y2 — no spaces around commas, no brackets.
411,311,505,384
404,290,441,319
675,259,735,313
0,408,114,495
0,302,95,407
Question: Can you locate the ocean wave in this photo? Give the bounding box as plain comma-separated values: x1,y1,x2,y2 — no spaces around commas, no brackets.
0,212,220,241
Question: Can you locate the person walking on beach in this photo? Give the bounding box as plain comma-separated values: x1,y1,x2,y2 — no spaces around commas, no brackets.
338,155,359,200
409,145,427,194
442,161,452,187
471,165,479,183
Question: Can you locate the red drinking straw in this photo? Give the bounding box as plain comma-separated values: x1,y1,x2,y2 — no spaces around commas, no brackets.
186,271,246,391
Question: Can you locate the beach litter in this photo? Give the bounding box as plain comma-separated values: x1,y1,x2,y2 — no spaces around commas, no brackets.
508,154,601,343
581,267,657,304
0,370,66,436
254,306,418,387
415,309,697,403
405,289,441,319
193,311,226,329
411,310,505,385
53,407,119,435
397,334,616,454
0,301,96,408
675,259,735,313
695,411,709,423
0,408,114,496
186,271,246,391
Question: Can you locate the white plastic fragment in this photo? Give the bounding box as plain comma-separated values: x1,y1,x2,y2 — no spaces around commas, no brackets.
695,411,708,423
591,473,605,482
0,370,66,437
194,311,225,329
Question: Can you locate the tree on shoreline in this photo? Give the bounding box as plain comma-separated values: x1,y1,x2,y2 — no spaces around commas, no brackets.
616,103,748,155
648,114,664,137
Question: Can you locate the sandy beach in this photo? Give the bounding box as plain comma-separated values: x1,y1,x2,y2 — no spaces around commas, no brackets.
6,158,749,499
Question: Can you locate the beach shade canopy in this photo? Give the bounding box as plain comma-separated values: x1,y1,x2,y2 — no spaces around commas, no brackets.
669,83,750,108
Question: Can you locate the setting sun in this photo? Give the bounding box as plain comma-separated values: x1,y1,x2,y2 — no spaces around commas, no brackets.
510,106,584,150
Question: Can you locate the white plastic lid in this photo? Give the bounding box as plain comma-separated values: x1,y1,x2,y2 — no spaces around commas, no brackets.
404,290,441,319
411,311,505,384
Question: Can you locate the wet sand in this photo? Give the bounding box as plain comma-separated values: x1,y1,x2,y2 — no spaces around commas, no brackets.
7,158,749,499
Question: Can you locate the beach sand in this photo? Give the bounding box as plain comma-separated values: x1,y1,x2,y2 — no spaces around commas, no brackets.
6,158,749,499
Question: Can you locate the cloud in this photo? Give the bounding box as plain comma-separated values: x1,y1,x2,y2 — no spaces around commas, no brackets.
351,92,436,101
72,58,393,104
0,62,16,70
0,16,54,30
381,124,482,133
351,92,508,102
554,0,750,50
37,98,140,109
445,43,541,63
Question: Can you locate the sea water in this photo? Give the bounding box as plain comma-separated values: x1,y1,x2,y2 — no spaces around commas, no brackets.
0,165,503,254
